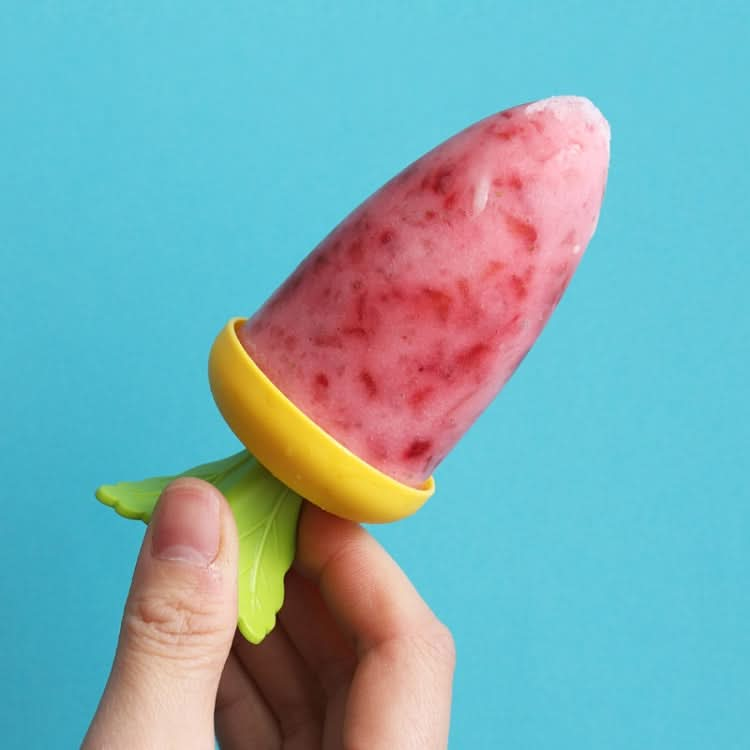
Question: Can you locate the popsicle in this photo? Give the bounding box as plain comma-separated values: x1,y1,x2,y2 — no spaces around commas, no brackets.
96,95,610,643
239,95,610,486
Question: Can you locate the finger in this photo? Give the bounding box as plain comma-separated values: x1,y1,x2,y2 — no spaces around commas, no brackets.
295,502,436,649
278,569,356,697
231,623,324,748
215,649,281,750
83,479,238,750
296,503,456,750
279,569,356,749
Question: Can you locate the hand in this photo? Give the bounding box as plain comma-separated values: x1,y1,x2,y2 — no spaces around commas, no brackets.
84,478,455,749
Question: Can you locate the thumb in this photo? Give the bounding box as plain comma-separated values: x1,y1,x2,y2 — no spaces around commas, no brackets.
84,478,238,750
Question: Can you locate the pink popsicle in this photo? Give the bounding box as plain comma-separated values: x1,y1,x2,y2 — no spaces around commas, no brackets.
239,96,610,487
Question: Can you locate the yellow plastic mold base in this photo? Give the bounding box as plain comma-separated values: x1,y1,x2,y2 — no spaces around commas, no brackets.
208,318,435,524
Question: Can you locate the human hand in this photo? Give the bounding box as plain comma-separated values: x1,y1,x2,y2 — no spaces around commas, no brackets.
84,477,455,749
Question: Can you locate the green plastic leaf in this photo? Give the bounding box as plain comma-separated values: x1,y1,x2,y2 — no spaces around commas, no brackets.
221,465,302,643
95,450,250,522
95,450,302,644
96,475,172,522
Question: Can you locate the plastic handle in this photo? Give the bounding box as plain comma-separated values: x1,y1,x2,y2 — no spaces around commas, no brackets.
96,450,302,644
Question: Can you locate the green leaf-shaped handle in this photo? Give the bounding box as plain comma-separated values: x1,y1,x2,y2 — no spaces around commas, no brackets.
96,450,302,644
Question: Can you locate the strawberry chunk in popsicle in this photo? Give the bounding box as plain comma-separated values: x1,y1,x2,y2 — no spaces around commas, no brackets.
239,95,610,487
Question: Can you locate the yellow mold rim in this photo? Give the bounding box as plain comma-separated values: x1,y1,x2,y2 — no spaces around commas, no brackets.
208,319,435,523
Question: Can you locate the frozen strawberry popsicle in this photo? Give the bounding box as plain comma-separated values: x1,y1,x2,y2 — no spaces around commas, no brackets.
97,94,610,643
239,96,610,487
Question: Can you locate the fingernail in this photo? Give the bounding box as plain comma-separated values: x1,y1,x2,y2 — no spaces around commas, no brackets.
151,479,220,566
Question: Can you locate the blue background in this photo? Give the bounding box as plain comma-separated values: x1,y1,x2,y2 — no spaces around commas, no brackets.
1,2,748,747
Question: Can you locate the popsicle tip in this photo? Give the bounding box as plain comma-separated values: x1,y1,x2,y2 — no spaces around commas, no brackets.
525,95,610,148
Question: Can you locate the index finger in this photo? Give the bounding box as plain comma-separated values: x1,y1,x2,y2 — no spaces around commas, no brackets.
295,503,440,651
295,503,455,749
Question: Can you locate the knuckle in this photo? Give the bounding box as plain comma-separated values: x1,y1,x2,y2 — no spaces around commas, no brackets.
402,619,456,675
425,620,456,670
123,589,227,663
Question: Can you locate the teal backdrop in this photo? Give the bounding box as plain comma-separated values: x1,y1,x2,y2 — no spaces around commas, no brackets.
1,2,748,747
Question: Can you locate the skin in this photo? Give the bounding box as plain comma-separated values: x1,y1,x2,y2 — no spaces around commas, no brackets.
83,478,455,749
